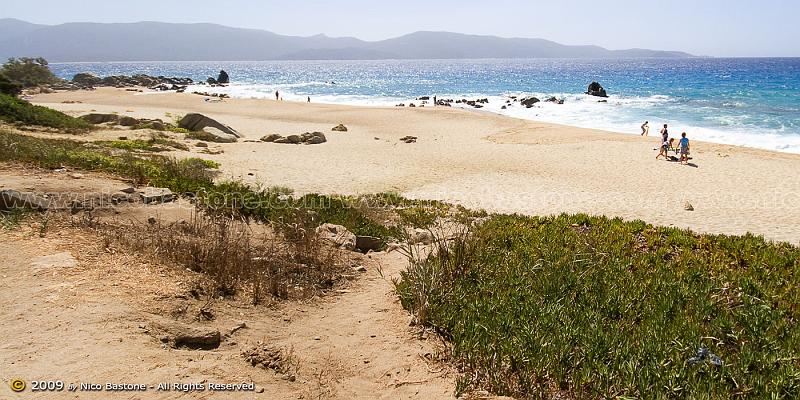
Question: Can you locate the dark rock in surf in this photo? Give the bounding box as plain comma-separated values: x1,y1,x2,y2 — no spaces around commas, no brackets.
217,70,230,84
586,81,608,97
520,97,540,108
72,73,103,87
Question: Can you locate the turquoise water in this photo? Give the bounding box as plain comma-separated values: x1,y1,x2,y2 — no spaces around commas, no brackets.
51,58,800,153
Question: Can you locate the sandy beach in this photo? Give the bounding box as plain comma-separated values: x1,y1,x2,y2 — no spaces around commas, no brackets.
30,88,800,244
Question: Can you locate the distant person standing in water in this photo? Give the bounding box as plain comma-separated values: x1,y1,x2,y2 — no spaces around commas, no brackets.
275,90,279,101
641,121,650,136
433,95,437,106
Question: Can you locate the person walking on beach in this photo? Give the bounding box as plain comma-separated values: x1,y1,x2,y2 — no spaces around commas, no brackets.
678,132,690,165
307,96,311,103
275,90,279,101
641,121,650,136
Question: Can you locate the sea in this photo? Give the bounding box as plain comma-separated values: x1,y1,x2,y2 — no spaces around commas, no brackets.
50,58,800,154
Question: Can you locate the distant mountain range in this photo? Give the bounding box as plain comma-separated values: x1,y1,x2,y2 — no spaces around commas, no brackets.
0,18,694,62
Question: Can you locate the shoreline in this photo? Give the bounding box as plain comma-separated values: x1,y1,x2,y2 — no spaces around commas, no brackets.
28,88,800,244
155,84,800,156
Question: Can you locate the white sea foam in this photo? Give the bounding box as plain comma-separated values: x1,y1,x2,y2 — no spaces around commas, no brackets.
186,84,800,154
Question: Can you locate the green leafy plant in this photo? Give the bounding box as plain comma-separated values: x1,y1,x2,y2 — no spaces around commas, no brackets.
1,57,59,88
395,214,800,399
0,93,91,131
0,73,22,96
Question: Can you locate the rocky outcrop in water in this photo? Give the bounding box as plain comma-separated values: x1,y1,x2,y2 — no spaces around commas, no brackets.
69,73,193,90
217,70,230,84
545,96,565,104
454,98,489,109
586,81,608,97
520,96,540,108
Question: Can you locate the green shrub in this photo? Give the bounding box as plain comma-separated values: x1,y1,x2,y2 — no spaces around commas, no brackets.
164,124,190,134
0,73,21,96
98,139,168,152
1,57,58,88
0,93,91,131
395,213,800,399
179,157,220,170
98,136,189,152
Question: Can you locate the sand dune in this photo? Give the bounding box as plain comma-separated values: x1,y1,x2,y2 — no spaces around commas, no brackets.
32,88,800,244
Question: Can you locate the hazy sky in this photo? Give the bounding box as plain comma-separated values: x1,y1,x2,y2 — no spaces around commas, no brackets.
3,0,798,57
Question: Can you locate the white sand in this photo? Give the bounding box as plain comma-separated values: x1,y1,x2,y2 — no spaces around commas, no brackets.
31,88,800,244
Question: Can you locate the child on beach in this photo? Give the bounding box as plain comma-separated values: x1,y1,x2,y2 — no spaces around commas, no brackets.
678,132,690,165
656,124,669,160
641,121,649,136
657,137,670,160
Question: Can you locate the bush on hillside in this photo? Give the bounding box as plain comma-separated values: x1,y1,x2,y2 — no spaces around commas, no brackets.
396,213,800,398
0,73,22,96
1,57,59,88
0,93,91,131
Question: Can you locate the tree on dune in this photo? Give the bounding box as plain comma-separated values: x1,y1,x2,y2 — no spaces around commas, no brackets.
1,57,58,89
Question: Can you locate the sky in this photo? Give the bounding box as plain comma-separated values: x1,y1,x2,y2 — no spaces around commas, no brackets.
2,0,798,57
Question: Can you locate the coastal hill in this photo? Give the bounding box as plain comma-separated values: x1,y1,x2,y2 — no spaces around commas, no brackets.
0,18,693,62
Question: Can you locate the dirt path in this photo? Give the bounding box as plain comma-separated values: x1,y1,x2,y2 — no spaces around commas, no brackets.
0,168,455,399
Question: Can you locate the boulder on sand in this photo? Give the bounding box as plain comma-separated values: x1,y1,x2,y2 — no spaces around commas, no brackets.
586,81,608,97
80,113,120,124
316,223,357,251
196,127,238,143
356,235,382,252
306,135,326,145
331,124,348,132
301,131,326,144
286,135,302,144
261,134,282,142
178,113,240,137
139,187,174,204
266,132,326,145
118,116,140,126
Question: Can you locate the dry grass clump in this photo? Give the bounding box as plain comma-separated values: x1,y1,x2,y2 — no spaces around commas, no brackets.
99,210,345,304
